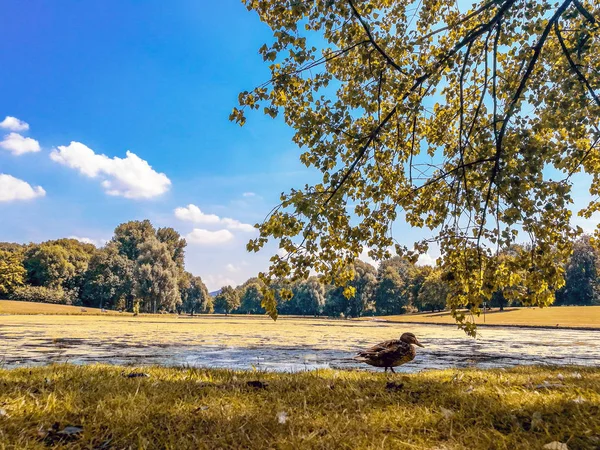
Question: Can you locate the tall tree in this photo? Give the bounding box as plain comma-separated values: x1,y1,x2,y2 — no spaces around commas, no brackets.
294,277,326,316
113,220,156,261
157,227,186,271
417,270,449,313
214,285,240,315
374,266,410,315
236,0,599,334
81,244,134,310
134,237,181,313
180,272,211,315
0,250,26,296
239,279,266,314
23,244,75,289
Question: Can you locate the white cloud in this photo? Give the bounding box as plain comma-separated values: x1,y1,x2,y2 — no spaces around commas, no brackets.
226,263,240,273
0,116,29,132
242,192,256,197
175,204,256,232
0,133,41,155
68,236,106,247
0,174,45,202
50,141,171,199
204,274,237,291
416,252,437,266
174,204,220,224
186,228,234,245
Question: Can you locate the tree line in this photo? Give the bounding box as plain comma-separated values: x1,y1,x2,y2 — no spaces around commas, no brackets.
0,220,212,315
1,221,599,316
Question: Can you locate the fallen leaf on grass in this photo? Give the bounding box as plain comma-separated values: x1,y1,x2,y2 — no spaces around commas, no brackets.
0,408,8,418
277,411,288,424
572,396,586,404
123,372,150,378
543,442,568,450
195,406,209,412
38,423,83,445
385,381,404,392
440,407,455,420
246,380,268,389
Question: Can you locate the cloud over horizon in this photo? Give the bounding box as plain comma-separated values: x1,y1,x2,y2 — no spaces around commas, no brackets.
50,141,171,199
0,174,46,202
186,228,234,245
174,204,256,233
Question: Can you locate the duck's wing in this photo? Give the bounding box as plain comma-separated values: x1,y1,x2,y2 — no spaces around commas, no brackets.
356,339,401,359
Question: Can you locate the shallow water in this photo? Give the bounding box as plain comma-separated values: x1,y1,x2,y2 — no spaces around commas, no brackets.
1,316,599,372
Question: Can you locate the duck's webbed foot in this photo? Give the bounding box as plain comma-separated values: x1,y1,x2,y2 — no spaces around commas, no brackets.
390,367,396,374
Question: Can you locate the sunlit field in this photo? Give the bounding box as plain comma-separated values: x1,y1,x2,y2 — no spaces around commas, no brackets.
0,300,129,316
372,306,600,328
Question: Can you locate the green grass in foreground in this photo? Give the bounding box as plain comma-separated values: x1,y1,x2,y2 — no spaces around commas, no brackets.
0,365,598,449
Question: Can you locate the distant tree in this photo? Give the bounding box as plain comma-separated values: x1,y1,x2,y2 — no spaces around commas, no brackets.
0,250,26,296
180,272,210,315
346,260,377,317
239,279,265,314
294,277,326,316
417,270,448,312
46,238,96,293
156,227,186,271
408,265,433,312
113,220,156,261
134,237,180,313
81,244,134,310
374,266,410,315
557,236,600,306
214,285,240,315
24,244,75,289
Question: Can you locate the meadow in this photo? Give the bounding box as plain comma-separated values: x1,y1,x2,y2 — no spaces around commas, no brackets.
1,301,599,448
0,364,598,449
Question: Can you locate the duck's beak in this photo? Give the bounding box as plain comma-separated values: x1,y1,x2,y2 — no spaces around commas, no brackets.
415,340,424,348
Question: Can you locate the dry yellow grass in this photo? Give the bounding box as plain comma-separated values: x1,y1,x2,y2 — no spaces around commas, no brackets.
0,300,129,316
0,364,598,449
371,306,600,329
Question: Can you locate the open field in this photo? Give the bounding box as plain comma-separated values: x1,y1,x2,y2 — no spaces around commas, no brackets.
0,364,598,449
0,300,130,316
2,313,599,372
370,306,600,329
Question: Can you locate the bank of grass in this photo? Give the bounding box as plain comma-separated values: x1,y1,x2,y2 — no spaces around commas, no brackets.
0,300,129,316
0,365,598,449
372,306,600,329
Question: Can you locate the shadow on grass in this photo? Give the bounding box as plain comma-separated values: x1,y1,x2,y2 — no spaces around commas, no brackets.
0,365,598,449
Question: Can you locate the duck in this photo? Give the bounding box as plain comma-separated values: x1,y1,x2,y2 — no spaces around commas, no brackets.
354,332,424,373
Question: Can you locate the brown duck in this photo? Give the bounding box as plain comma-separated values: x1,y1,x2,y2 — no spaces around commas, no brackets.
354,332,424,373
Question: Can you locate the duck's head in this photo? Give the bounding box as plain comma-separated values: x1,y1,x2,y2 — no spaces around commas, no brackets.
400,332,424,347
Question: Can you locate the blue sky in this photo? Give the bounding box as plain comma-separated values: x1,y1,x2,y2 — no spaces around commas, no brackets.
0,1,596,290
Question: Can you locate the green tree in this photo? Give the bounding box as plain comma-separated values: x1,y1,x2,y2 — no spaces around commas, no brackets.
24,244,75,289
239,279,266,314
113,220,156,261
409,265,434,312
214,285,240,315
236,0,599,334
180,272,211,315
557,235,600,305
294,277,326,316
0,250,26,296
417,270,449,313
81,244,134,310
157,227,186,271
134,237,181,313
374,266,410,315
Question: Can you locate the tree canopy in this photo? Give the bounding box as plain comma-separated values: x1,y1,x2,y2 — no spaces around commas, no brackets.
235,0,600,334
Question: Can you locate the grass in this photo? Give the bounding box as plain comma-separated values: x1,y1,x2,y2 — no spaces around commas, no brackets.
0,364,598,449
371,306,600,329
0,300,130,316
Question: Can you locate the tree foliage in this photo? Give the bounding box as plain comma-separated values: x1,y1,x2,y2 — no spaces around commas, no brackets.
0,250,26,296
214,285,241,315
236,0,600,334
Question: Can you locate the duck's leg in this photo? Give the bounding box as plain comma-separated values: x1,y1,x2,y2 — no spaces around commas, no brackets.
390,367,396,374
384,367,388,373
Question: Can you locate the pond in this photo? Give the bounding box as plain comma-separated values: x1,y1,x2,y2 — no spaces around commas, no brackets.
1,315,598,372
